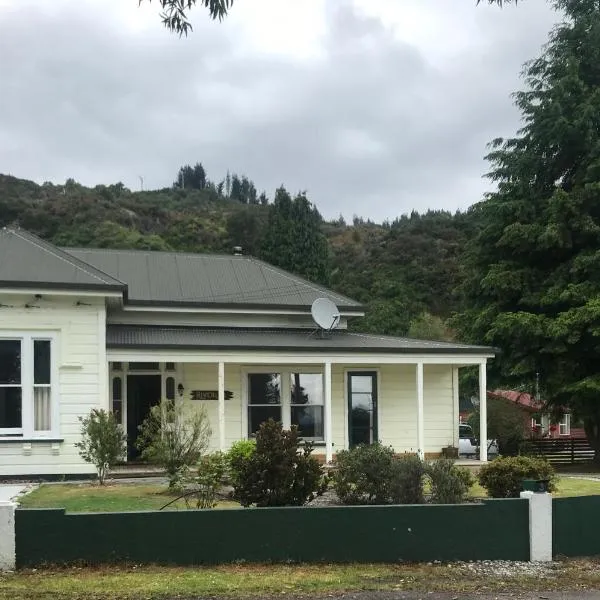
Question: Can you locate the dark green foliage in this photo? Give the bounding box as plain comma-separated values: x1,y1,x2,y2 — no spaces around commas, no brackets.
230,419,325,507
455,0,600,461
74,409,127,485
260,187,330,285
468,397,528,456
225,439,256,487
389,454,426,504
175,163,207,190
333,444,425,505
426,459,474,504
478,456,556,498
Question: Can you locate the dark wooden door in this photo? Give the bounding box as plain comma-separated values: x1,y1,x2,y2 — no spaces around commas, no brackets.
126,374,162,460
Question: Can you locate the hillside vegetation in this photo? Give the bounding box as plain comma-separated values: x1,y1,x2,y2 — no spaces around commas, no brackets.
0,173,474,339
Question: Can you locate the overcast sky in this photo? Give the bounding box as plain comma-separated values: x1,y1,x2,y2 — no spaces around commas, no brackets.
0,0,559,221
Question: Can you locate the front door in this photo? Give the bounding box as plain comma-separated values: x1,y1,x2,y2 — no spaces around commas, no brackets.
126,374,162,461
348,372,378,448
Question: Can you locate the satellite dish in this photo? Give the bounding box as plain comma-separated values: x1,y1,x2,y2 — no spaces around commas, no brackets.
311,298,340,331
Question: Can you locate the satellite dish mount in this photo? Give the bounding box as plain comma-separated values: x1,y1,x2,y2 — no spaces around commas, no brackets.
311,298,341,337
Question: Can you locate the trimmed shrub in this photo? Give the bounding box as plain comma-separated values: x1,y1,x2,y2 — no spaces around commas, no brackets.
75,409,127,485
231,419,326,507
225,439,256,486
333,444,425,505
333,443,396,505
478,456,556,498
389,454,426,504
426,459,474,504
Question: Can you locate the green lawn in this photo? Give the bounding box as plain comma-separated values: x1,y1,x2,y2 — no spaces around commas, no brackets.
18,476,600,513
1,559,600,600
18,483,240,512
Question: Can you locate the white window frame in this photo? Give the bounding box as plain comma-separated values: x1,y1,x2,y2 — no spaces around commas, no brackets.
0,332,59,439
559,413,571,436
242,366,325,441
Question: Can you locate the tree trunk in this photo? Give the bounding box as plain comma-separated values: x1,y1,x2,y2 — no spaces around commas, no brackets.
583,418,600,465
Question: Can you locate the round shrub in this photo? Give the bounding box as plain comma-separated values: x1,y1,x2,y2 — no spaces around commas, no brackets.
333,444,425,505
477,456,556,498
426,458,474,504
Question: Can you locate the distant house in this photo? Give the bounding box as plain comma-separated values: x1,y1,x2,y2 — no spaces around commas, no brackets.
487,390,586,439
0,228,496,477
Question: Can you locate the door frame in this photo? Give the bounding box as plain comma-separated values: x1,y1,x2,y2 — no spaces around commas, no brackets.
109,362,180,461
345,370,379,449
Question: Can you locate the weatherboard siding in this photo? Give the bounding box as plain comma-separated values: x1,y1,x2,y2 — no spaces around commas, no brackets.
0,295,105,476
179,362,454,455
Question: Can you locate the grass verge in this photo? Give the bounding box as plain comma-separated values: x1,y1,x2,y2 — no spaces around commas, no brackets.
1,560,599,600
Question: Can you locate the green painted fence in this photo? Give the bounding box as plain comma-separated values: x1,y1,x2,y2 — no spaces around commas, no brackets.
16,500,528,567
554,496,600,557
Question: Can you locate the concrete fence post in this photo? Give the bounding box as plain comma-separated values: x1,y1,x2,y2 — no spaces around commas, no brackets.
0,501,16,571
520,491,552,562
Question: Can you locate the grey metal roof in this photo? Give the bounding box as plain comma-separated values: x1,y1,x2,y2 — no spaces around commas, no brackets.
107,325,496,355
0,229,125,292
65,247,361,310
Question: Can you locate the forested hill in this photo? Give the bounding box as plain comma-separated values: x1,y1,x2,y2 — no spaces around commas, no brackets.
0,173,478,339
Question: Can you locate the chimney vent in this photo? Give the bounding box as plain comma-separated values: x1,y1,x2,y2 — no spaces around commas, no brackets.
233,246,243,256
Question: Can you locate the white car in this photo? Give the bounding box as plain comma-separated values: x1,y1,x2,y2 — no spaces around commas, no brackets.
459,423,499,458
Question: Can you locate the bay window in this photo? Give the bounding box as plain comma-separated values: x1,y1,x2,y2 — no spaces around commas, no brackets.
0,334,57,437
247,371,324,441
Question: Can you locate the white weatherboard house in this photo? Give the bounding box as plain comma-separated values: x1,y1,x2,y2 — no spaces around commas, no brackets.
0,228,495,477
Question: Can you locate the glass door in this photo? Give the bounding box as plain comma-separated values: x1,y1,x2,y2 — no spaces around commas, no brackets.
347,372,378,447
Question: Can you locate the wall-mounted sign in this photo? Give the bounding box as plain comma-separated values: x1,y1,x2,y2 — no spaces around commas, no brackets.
191,390,233,401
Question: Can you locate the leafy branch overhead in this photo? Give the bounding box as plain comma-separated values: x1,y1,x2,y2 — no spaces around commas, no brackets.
143,0,512,35
142,0,233,35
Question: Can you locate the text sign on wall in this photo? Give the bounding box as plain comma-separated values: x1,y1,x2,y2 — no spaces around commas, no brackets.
190,390,234,401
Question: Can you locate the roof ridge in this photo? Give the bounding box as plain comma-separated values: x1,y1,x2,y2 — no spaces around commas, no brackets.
3,229,126,288
63,246,251,260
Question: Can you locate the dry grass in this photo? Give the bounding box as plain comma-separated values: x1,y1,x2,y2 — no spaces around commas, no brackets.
1,560,599,600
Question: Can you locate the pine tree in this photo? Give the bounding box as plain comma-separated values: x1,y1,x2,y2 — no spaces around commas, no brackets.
457,0,600,460
260,187,330,284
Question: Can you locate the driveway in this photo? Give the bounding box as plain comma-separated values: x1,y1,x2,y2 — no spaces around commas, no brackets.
0,484,32,503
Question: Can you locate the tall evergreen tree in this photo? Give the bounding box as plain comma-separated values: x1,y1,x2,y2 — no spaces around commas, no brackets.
457,0,600,460
260,187,330,285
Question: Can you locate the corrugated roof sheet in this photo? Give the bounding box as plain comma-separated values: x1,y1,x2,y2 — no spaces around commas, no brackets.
107,325,496,355
65,247,361,309
0,229,124,291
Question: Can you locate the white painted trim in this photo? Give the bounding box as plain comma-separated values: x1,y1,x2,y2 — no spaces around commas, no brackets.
479,362,488,463
218,362,225,451
121,305,364,317
98,308,108,411
0,332,59,439
324,361,332,463
108,350,492,365
416,362,425,460
452,367,459,448
0,288,122,299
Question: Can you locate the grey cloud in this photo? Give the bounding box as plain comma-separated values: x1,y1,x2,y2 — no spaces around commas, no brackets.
0,0,559,221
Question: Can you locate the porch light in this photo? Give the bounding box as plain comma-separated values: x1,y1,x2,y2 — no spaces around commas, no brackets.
177,383,184,397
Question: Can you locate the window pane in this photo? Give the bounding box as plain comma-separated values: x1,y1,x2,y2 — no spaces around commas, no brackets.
112,362,123,371
165,362,176,371
290,373,323,405
248,374,281,405
34,340,51,385
166,377,175,400
112,377,122,402
112,400,123,424
34,387,51,431
291,406,324,439
248,406,281,434
128,362,159,371
0,340,20,384
0,387,22,429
